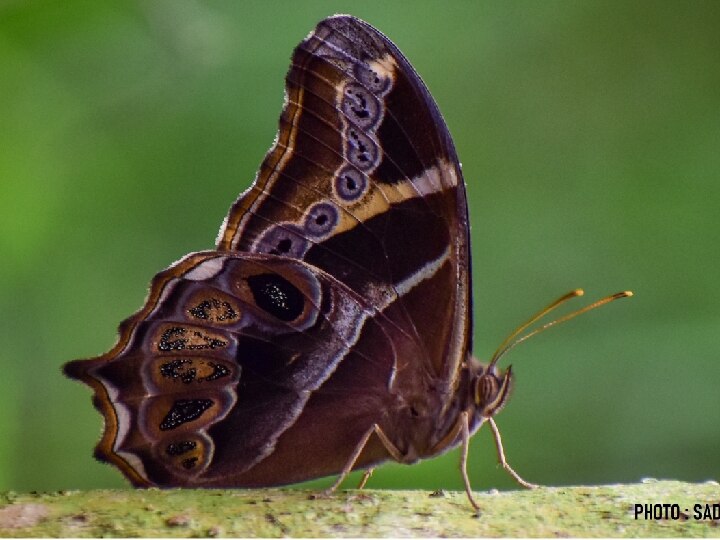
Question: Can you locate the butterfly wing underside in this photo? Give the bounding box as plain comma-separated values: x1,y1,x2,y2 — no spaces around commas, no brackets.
64,15,473,487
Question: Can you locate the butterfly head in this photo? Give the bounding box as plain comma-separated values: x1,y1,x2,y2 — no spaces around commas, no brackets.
470,289,633,419
472,362,513,418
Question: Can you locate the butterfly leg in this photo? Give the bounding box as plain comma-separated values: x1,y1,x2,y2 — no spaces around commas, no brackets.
324,423,403,495
488,417,538,489
357,468,374,489
426,409,481,511
459,411,481,512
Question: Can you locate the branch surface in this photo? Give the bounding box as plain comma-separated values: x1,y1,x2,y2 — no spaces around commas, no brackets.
0,480,718,537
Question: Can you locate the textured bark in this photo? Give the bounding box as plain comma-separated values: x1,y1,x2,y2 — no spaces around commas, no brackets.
0,480,718,537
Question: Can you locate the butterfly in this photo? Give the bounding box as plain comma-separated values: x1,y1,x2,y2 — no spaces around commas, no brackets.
64,14,631,511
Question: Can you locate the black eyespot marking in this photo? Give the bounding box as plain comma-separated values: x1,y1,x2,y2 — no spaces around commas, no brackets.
159,359,231,384
160,359,196,384
204,362,230,381
334,166,368,202
247,273,305,322
255,224,309,258
188,298,238,322
304,202,339,237
158,327,226,352
182,457,199,469
159,399,213,431
166,440,197,456
342,83,381,129
158,327,187,351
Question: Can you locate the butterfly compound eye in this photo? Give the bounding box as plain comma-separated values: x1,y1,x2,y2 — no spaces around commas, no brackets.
474,366,513,417
246,273,305,322
474,373,499,408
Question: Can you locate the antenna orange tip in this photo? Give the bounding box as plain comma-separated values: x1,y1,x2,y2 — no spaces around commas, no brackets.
622,290,633,297
573,288,585,296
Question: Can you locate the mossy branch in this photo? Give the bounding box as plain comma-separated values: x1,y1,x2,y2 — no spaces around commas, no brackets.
0,481,718,537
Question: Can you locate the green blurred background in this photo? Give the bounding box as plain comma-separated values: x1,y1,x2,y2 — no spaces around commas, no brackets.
1,0,718,492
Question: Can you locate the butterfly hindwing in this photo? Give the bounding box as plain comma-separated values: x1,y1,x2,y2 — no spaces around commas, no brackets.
66,252,411,486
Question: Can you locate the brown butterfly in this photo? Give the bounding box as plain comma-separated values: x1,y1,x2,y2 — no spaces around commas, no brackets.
64,14,631,511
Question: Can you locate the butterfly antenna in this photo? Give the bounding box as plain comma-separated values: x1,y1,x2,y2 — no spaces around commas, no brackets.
488,289,633,369
488,289,585,366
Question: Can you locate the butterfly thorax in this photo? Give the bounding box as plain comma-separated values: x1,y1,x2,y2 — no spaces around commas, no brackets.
405,357,512,460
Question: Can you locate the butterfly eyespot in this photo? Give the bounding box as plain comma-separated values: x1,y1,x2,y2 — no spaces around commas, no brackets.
304,202,339,237
188,298,238,323
345,127,378,171
158,358,232,384
156,326,227,352
246,273,305,322
334,166,368,202
342,83,381,129
254,224,309,258
159,398,214,431
355,63,391,95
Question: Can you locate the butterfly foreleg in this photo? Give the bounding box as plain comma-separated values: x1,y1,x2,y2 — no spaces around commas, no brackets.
425,409,482,511
488,417,538,489
324,423,403,495
459,410,481,512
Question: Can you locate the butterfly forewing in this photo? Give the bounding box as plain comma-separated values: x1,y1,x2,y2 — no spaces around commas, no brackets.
219,15,471,385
